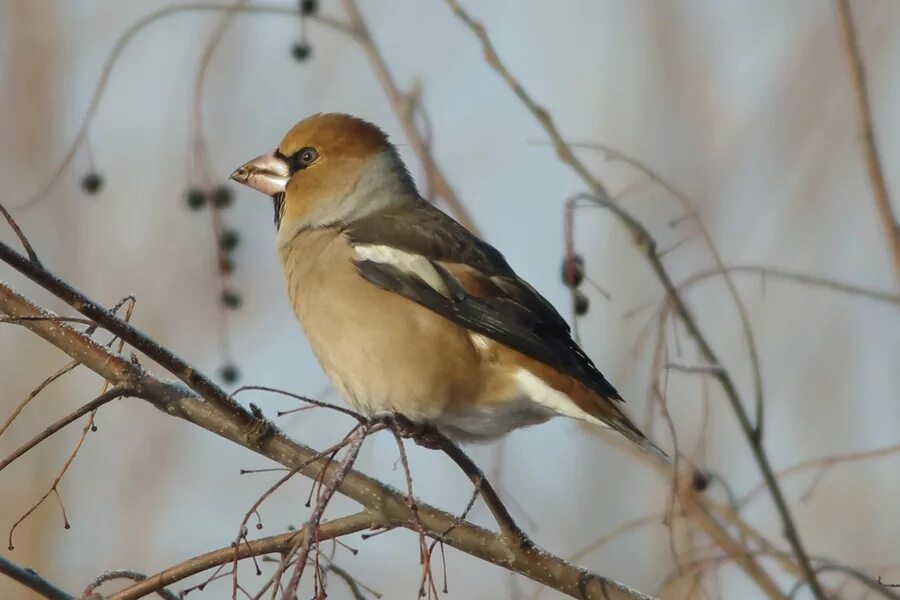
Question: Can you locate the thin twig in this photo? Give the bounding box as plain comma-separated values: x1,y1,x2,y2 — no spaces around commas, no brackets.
230,385,365,422
0,387,131,473
665,363,726,376
678,265,900,307
0,361,81,438
108,513,373,600
326,562,374,600
740,441,900,508
283,426,368,596
442,2,825,596
0,200,41,264
0,316,97,326
835,0,900,286
83,570,178,600
562,141,767,436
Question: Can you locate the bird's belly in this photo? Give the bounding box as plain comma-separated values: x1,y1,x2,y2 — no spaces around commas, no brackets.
435,394,553,442
284,237,484,422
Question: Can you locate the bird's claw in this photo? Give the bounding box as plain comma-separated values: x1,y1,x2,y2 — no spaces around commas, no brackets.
369,413,443,450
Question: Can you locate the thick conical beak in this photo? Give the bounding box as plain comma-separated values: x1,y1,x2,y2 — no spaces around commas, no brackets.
230,151,290,197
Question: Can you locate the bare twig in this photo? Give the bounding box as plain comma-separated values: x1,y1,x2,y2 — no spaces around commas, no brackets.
790,561,900,600
0,555,73,600
326,562,372,600
678,264,900,307
835,0,900,286
0,200,40,264
108,513,373,600
83,570,178,600
283,426,367,596
562,141,767,435
740,441,900,507
443,2,826,596
0,387,131,473
0,361,81,438
665,363,726,376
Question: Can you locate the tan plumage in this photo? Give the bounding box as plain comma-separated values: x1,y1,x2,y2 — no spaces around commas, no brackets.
231,113,665,457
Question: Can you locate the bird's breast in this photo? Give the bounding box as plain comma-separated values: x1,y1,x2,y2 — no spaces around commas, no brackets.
278,229,485,421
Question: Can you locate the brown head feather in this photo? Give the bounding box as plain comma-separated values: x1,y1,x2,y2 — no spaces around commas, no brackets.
274,113,413,233
277,113,389,160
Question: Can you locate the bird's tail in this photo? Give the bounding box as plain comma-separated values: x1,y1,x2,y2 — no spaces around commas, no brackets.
568,381,670,463
604,408,670,463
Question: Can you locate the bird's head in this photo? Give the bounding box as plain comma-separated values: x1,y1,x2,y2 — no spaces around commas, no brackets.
230,113,416,241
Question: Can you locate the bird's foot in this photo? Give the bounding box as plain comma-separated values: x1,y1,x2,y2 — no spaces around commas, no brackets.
369,413,443,450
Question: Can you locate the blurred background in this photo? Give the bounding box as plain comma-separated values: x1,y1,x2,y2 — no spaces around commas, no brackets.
1,1,899,598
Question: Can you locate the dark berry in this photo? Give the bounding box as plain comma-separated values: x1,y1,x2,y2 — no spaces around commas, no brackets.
186,188,207,210
81,172,103,195
573,290,589,316
219,256,235,274
291,41,312,61
220,229,240,252
300,0,318,15
211,185,233,208
221,289,243,310
561,253,585,288
691,469,710,492
220,363,240,384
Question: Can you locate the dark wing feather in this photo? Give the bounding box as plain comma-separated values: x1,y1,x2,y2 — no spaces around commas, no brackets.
346,202,621,401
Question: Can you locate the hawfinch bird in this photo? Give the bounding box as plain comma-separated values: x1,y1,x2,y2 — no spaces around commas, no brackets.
231,113,663,456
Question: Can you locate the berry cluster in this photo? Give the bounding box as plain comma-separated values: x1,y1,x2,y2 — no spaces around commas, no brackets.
186,185,234,211
186,184,243,384
561,253,589,316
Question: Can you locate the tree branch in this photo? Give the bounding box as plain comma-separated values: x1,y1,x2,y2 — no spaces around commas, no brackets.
442,2,826,597
0,555,73,600
0,239,653,600
835,0,900,287
108,512,374,600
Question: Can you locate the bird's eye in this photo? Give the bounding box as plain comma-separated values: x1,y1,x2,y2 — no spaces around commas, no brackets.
290,147,319,172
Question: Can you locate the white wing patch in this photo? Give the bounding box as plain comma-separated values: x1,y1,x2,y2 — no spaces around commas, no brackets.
513,368,605,425
469,333,493,352
353,244,449,296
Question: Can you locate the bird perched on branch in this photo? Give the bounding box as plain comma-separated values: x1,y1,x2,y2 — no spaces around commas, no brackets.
231,113,665,458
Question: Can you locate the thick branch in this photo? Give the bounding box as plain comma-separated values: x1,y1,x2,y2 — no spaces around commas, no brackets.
0,555,73,600
0,242,652,600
